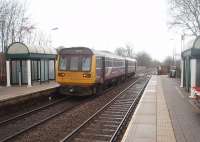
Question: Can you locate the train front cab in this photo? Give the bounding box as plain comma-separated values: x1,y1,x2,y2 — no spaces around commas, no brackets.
56,48,97,95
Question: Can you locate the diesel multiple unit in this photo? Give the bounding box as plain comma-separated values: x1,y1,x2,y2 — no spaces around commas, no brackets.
56,47,137,96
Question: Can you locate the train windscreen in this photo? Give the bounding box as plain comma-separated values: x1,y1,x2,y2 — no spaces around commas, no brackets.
59,55,91,71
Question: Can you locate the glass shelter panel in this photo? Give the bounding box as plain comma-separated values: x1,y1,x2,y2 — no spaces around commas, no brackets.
31,60,38,81
44,60,48,81
49,60,55,80
41,60,45,82
11,60,28,84
22,60,27,84
11,61,20,84
196,59,200,86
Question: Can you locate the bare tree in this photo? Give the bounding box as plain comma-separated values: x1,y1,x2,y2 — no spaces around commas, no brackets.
115,47,127,57
169,0,200,36
136,51,152,67
25,29,52,49
125,45,135,58
0,0,35,52
115,45,135,58
163,56,173,66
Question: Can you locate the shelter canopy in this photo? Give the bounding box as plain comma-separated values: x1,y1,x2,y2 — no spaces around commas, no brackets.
6,42,57,59
182,36,200,58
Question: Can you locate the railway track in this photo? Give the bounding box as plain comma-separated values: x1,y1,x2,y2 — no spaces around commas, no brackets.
60,76,149,142
0,80,126,142
0,97,67,126
0,96,81,142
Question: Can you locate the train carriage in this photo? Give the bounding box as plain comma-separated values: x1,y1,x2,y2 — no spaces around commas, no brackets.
56,47,136,96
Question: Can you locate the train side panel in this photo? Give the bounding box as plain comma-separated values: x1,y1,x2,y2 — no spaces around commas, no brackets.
95,57,126,84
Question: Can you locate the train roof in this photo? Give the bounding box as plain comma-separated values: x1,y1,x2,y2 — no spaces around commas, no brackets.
92,49,125,60
59,47,137,61
125,57,137,62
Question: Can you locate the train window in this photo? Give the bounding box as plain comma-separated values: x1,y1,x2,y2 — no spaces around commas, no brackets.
96,57,102,68
59,55,68,70
82,56,91,71
105,59,112,67
70,56,79,71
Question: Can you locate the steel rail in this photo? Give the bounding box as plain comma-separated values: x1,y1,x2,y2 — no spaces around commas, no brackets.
109,78,149,142
0,98,78,142
0,82,122,142
60,77,148,142
0,97,68,126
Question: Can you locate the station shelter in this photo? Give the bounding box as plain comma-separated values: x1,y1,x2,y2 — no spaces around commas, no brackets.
181,36,200,92
6,42,57,87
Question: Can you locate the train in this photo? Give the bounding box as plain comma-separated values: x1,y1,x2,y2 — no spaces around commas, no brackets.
56,47,137,96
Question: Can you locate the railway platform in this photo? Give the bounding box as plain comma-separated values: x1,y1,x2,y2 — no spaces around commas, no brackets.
0,81,59,106
122,75,177,142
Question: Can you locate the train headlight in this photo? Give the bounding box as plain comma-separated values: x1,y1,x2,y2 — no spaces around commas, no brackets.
58,73,65,77
83,73,91,78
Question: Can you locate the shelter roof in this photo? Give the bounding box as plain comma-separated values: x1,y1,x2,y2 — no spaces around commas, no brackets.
6,42,57,59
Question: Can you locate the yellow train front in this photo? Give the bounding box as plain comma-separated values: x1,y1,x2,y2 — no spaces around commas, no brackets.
56,47,137,96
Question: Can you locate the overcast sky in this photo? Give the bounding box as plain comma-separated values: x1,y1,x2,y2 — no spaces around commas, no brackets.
27,0,181,61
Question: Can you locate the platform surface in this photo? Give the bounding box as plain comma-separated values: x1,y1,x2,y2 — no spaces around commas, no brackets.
122,75,176,142
0,81,59,102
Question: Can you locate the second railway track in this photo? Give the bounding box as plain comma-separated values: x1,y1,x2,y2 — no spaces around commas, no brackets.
60,76,150,142
0,96,83,142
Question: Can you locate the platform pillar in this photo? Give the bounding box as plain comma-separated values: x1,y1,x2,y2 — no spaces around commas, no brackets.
180,59,184,88
190,59,196,94
27,59,32,87
6,60,10,87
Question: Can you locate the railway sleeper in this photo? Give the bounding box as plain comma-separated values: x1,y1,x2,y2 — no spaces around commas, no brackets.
100,114,124,117
89,123,118,129
78,132,112,141
103,110,126,114
97,116,123,120
74,137,107,142
94,119,120,124
84,128,115,135
113,102,132,106
108,105,130,109
119,95,137,99
111,104,131,107
106,108,128,112
115,99,135,102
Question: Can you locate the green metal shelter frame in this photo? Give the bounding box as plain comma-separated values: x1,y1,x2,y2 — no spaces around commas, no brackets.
181,36,200,92
6,42,57,85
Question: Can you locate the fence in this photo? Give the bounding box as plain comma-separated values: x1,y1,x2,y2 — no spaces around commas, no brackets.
0,53,6,85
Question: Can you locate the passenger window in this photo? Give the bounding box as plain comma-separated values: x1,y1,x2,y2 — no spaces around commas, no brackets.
70,56,79,71
96,57,102,68
82,56,91,71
